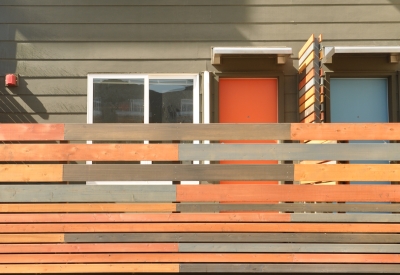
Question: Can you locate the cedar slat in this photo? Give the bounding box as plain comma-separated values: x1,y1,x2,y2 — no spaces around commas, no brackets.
0,243,178,253
299,86,315,105
0,144,178,161
1,253,400,263
0,264,178,273
0,203,176,213
298,68,315,90
0,124,64,141
0,213,290,223
298,52,315,74
64,233,400,244
298,34,315,59
2,223,400,233
291,123,400,140
177,185,400,202
294,164,400,181
0,164,63,182
65,123,291,141
299,95,315,113
0,234,64,243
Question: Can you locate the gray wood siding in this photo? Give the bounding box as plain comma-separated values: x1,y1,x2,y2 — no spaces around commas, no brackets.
1,0,400,123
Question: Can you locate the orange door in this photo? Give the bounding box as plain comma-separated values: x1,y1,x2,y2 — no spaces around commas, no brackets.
219,78,278,185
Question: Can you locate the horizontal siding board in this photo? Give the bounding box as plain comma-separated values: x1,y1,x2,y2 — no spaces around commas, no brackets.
63,164,294,181
291,213,400,223
2,23,400,42
65,123,291,141
177,185,400,202
0,234,63,243
179,243,400,253
180,263,400,273
0,164,63,182
2,223,400,233
0,185,176,202
177,202,400,213
65,233,400,244
1,6,400,24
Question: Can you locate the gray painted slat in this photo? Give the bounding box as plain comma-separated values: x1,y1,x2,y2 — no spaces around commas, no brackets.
179,143,400,161
2,23,400,42
180,264,400,273
179,243,400,253
63,164,294,181
65,124,291,141
291,213,400,223
177,203,400,213
1,6,399,24
0,185,176,202
65,233,400,244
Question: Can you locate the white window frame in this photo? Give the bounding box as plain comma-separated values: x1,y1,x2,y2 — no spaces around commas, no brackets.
86,73,199,185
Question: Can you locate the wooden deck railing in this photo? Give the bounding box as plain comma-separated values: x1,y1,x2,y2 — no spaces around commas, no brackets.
0,123,399,274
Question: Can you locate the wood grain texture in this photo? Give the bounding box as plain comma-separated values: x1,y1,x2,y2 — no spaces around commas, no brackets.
0,165,63,182
63,164,294,181
64,123,291,141
0,213,290,223
0,203,176,213
0,124,64,141
2,223,400,233
290,213,400,223
180,263,400,273
177,184,400,202
0,243,178,253
65,233,400,244
1,253,400,263
0,234,63,243
291,123,400,140
0,144,178,161
177,202,400,213
295,164,400,181
179,243,400,253
0,263,178,273
179,143,400,161
0,185,176,202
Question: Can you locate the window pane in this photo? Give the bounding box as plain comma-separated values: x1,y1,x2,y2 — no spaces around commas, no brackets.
93,78,145,123
149,79,193,123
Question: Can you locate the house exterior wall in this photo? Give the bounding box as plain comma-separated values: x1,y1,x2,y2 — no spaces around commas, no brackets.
0,0,400,123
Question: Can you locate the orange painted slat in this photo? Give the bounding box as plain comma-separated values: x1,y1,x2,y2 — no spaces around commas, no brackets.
0,234,64,243
294,164,400,182
0,253,400,264
299,87,316,105
299,95,316,113
0,124,64,141
300,113,316,123
0,203,176,213
298,52,315,73
1,223,399,233
298,68,315,90
0,165,63,182
0,213,290,223
0,144,178,161
0,264,178,274
176,185,400,202
0,243,178,253
291,123,400,140
298,34,315,58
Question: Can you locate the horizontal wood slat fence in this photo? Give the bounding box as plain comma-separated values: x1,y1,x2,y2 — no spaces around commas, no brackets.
0,123,399,274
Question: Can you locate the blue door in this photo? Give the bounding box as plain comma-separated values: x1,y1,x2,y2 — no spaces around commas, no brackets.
330,78,389,185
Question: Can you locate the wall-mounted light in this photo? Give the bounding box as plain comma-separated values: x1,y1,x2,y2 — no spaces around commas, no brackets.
5,74,18,87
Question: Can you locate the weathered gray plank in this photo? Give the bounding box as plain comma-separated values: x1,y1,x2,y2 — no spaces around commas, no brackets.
180,264,400,273
177,202,400,213
65,124,291,141
179,143,400,161
63,164,294,181
0,77,86,95
0,95,86,113
291,213,400,223
179,243,400,253
1,6,400,24
0,185,176,202
2,23,400,42
65,233,400,244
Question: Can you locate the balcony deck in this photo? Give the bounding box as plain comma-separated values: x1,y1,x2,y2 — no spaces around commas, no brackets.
0,123,399,274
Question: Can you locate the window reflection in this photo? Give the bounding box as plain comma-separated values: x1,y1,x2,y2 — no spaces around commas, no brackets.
149,79,193,123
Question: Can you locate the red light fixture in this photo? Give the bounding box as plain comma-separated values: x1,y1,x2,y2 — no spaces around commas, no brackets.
5,74,18,87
